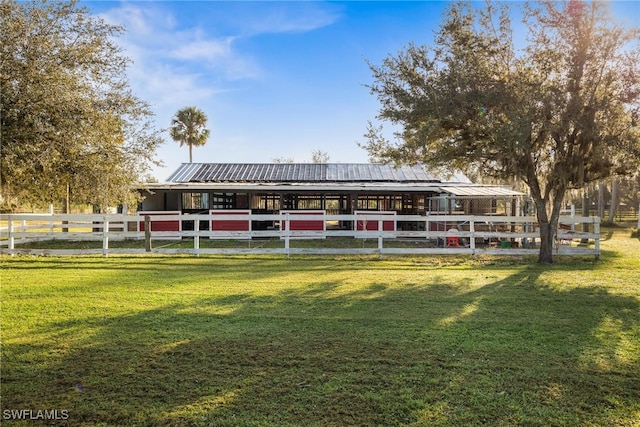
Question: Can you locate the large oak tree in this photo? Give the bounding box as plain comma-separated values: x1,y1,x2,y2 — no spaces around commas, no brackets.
364,0,640,263
0,0,163,212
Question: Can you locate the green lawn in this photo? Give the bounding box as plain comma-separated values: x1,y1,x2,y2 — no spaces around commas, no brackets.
1,227,639,426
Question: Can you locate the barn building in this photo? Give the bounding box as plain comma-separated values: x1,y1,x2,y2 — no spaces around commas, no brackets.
139,163,526,232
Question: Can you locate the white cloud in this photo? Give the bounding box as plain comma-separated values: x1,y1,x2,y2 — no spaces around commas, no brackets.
170,38,233,62
237,3,343,35
100,3,167,36
96,1,344,93
167,36,261,80
98,3,265,86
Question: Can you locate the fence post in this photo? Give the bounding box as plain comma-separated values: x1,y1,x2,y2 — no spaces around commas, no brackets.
8,216,14,252
581,196,590,243
284,212,290,258
378,216,383,259
144,215,152,252
470,219,476,254
194,219,200,256
102,217,109,256
594,217,600,260
47,206,54,242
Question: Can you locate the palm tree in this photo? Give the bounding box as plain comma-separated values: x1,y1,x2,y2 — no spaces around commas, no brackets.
170,106,210,163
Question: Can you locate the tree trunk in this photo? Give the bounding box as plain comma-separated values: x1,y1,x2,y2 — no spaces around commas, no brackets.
597,181,605,219
538,220,555,263
63,183,70,214
533,189,564,264
62,183,70,233
189,144,193,163
608,176,618,223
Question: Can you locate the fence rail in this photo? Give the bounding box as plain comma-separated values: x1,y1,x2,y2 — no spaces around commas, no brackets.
1,212,600,257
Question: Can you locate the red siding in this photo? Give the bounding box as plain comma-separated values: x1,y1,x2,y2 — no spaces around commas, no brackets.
281,211,325,231
355,211,396,231
138,211,181,232
210,210,251,231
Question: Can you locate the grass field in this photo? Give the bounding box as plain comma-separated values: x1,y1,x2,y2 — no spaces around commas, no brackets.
1,226,639,426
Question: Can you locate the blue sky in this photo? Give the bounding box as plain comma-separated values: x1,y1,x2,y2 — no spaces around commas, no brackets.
83,1,639,181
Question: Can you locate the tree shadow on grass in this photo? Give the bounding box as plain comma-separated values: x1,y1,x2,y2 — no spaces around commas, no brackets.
2,263,639,426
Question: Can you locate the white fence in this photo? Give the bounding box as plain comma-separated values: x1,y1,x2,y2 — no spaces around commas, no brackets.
0,212,600,257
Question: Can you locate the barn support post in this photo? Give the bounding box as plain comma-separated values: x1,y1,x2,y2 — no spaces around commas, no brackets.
102,218,109,256
144,216,152,252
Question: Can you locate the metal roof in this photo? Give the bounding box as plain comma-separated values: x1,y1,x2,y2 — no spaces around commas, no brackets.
166,163,471,184
440,185,524,197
